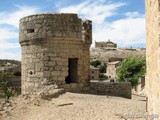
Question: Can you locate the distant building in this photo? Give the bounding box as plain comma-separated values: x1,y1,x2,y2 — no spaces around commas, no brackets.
106,61,120,80
95,40,117,48
90,66,99,80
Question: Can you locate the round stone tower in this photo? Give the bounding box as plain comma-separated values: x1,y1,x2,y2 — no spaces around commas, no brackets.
19,13,92,95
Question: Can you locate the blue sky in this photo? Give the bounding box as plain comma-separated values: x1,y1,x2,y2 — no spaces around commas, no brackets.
0,0,145,60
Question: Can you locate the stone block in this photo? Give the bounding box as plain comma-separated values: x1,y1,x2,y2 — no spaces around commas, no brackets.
44,61,55,67
37,72,43,77
61,67,68,71
35,24,41,28
43,71,51,77
56,61,63,65
51,71,60,76
26,22,34,29
37,19,44,24
58,77,64,81
48,53,57,57
60,71,68,76
55,66,61,70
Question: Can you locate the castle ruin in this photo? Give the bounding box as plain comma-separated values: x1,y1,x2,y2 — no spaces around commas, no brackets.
146,0,160,116
19,13,92,95
95,40,117,48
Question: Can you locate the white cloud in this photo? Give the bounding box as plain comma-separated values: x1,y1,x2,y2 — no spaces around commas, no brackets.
59,0,126,24
0,6,39,28
0,6,39,60
125,11,144,18
0,50,21,60
0,1,146,60
0,42,19,50
94,16,145,47
0,28,18,41
58,0,145,47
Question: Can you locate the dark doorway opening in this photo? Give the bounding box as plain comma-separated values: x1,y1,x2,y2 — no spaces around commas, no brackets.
65,58,78,84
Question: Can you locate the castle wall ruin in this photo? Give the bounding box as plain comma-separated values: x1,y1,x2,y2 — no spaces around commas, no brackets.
19,13,92,95
146,0,160,116
95,40,117,48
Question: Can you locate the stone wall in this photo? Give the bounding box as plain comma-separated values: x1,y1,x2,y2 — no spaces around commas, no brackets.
19,13,92,95
90,81,131,99
146,0,160,116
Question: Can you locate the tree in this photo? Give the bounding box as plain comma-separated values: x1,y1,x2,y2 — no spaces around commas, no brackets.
98,62,106,73
90,60,106,73
117,57,146,86
90,60,101,67
99,73,108,80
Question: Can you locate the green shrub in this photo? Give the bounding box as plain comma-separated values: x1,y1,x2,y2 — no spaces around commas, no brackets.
0,72,14,99
0,79,13,99
99,73,108,80
90,60,101,67
98,63,106,73
117,57,146,86
90,60,106,73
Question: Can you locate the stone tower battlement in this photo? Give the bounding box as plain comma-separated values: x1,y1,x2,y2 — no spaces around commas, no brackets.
19,13,89,45
19,13,92,95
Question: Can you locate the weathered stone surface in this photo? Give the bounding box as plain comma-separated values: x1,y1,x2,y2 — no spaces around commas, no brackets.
39,89,66,100
19,13,92,95
146,0,160,116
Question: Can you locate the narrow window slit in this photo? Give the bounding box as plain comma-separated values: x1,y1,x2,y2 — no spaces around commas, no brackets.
27,29,34,33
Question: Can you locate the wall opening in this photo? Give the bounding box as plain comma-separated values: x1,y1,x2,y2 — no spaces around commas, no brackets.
27,29,34,33
65,58,78,84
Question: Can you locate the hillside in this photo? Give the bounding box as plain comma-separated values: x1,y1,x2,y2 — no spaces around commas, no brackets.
90,47,146,62
0,60,21,67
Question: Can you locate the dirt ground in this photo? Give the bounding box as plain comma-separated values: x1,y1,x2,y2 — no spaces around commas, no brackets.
0,92,147,120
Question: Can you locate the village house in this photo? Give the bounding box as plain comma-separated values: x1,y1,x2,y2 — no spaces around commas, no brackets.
106,61,120,81
90,66,99,80
95,39,117,48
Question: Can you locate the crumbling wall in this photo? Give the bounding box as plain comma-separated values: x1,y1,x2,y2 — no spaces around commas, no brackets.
95,41,117,48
